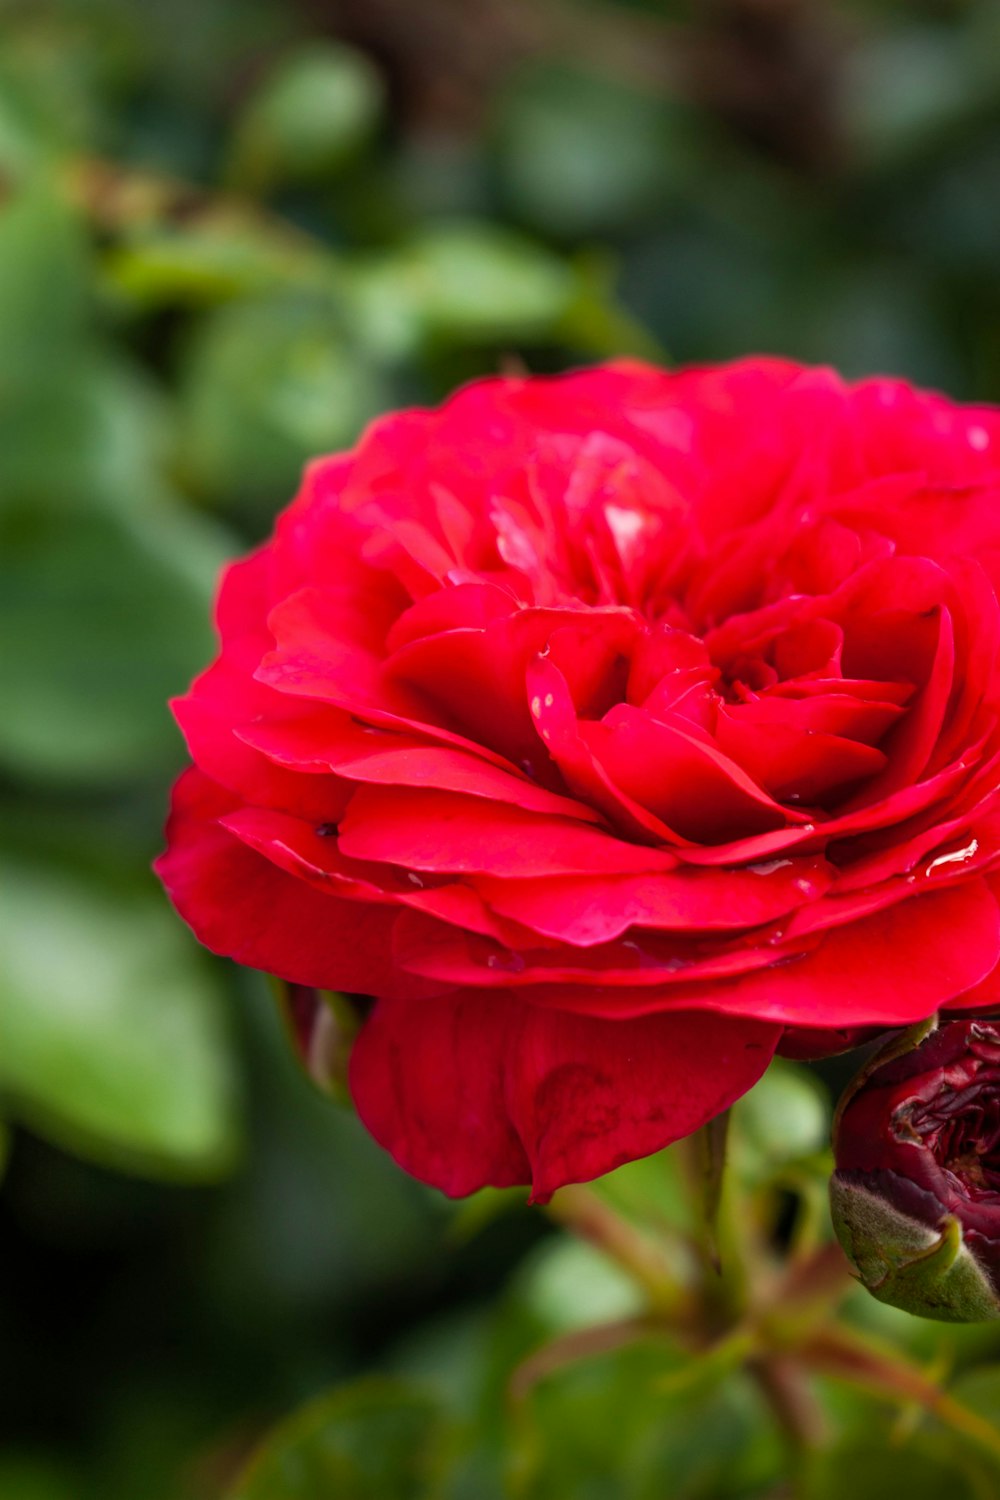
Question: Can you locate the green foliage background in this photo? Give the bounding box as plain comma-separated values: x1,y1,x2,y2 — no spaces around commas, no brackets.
3,1,1000,1495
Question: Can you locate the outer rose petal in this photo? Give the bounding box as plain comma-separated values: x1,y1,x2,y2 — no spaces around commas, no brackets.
394,879,1000,1028
349,991,780,1199
155,768,434,1000
777,1025,880,1061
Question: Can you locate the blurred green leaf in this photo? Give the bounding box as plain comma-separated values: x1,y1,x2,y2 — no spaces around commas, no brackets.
230,42,384,188
0,504,223,784
844,26,987,169
0,356,180,514
494,63,686,239
202,976,448,1324
351,224,576,359
0,188,90,369
802,1434,979,1500
179,291,380,504
593,1144,694,1239
0,859,240,1176
227,1378,447,1500
511,1340,783,1500
0,1455,80,1500
950,1363,1000,1420
0,189,197,517
732,1059,831,1177
0,26,98,178
105,219,334,308
515,1236,645,1336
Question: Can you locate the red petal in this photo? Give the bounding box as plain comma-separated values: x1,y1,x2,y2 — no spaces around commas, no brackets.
238,714,600,823
583,704,802,842
714,712,888,805
526,656,683,843
175,693,349,823
528,879,1000,1027
349,990,779,1198
475,857,833,946
339,786,677,877
155,769,431,999
392,880,1000,1029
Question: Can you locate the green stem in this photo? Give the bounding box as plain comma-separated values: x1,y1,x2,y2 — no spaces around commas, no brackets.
546,1184,691,1320
749,1353,827,1454
508,1315,657,1403
799,1323,1000,1464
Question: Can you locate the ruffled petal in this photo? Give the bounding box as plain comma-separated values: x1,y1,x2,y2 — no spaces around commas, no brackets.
155,769,432,999
349,990,780,1199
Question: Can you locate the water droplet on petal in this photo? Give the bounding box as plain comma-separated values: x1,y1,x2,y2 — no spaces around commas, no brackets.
924,837,979,877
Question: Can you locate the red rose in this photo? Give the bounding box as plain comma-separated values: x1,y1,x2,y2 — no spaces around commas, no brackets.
156,358,1000,1199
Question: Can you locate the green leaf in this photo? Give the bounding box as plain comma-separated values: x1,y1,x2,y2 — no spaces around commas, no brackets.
178,292,381,504
949,1364,1000,1425
227,1378,446,1500
0,503,223,784
0,859,239,1177
351,224,575,358
511,1340,784,1500
230,43,384,188
515,1237,645,1336
0,187,90,372
106,219,335,310
732,1059,831,1176
0,21,98,177
0,356,175,516
844,28,986,170
803,1435,979,1500
0,1455,79,1500
493,63,687,238
593,1144,695,1239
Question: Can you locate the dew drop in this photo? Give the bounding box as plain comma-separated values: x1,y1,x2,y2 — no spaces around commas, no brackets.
924,837,979,877
748,858,793,877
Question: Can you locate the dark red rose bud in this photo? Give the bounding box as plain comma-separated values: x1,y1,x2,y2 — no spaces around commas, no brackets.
831,1019,1000,1322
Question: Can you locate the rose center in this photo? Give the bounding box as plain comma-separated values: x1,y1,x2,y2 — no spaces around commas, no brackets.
907,1082,1000,1196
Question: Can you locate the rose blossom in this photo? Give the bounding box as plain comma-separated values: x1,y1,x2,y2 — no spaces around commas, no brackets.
157,358,1000,1199
831,1020,1000,1320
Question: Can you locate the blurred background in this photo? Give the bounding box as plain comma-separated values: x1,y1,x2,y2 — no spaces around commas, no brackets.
4,1,1000,1495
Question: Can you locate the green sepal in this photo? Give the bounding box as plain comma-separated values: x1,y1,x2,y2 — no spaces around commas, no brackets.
830,1177,1000,1323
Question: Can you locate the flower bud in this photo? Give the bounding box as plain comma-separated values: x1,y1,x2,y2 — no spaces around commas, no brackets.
830,1019,1000,1322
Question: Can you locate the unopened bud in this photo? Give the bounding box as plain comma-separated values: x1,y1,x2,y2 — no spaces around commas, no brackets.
830,1019,1000,1322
